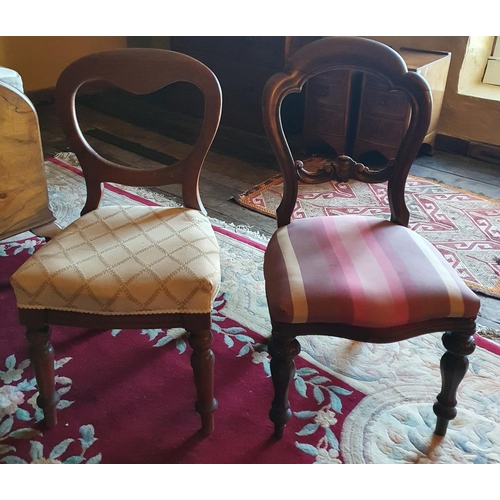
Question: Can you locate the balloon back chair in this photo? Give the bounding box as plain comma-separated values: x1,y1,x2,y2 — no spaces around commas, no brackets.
10,49,222,434
261,37,480,439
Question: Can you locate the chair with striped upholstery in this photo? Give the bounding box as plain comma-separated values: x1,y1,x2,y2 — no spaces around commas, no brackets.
10,49,222,435
262,37,480,439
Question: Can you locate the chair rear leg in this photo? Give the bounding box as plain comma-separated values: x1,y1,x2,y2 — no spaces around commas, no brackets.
26,326,60,428
188,329,217,434
433,328,476,436
268,332,301,439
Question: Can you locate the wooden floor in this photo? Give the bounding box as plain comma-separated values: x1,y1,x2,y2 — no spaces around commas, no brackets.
35,100,500,333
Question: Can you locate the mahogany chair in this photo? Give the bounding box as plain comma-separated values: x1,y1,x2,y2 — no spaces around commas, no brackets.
262,37,480,439
10,48,222,434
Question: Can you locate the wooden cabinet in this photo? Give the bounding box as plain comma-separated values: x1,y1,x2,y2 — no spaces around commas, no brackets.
0,82,58,241
169,36,319,135
303,48,451,162
400,48,451,151
303,69,354,156
140,39,449,164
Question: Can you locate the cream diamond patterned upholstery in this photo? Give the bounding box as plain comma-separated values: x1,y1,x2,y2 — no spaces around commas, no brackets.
11,206,221,315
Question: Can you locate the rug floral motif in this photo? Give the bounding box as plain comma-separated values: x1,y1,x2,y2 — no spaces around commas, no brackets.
234,173,500,298
1,156,500,464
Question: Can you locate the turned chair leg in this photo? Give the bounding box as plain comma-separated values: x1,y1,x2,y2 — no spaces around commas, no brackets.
26,326,60,428
188,329,217,434
268,332,301,439
433,329,476,436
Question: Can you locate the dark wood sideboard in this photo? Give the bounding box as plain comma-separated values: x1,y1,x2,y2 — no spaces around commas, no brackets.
169,36,319,136
302,47,451,162
168,38,450,162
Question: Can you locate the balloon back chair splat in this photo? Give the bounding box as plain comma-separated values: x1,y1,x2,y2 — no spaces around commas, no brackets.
261,37,480,439
10,49,223,434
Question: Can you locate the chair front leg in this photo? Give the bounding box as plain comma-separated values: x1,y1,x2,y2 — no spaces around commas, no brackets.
26,325,60,428
268,331,301,439
188,329,217,434
433,328,476,436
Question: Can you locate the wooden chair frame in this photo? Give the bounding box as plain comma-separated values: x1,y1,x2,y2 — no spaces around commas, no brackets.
261,37,477,439
15,48,223,434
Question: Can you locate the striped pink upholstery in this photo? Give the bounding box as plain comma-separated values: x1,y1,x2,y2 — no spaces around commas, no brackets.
264,215,480,328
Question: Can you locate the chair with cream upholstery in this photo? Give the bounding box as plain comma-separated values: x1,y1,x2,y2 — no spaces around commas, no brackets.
10,48,222,434
261,37,480,439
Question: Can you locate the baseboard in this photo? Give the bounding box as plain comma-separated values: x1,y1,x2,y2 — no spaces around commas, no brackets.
467,141,500,164
435,134,470,156
436,134,500,165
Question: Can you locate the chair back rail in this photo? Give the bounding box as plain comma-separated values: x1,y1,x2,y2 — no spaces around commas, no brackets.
262,37,432,227
56,48,222,215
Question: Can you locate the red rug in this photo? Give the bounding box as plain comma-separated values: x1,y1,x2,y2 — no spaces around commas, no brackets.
1,238,367,464
2,157,500,464
234,173,500,299
0,158,363,464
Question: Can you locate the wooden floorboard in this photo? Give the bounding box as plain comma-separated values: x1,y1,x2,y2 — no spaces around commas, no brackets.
411,153,500,199
35,102,500,332
414,151,500,184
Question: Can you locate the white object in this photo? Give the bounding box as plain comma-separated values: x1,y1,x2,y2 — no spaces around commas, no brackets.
0,66,24,92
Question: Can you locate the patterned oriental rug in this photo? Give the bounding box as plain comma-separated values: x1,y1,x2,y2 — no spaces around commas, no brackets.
1,156,500,464
234,174,500,299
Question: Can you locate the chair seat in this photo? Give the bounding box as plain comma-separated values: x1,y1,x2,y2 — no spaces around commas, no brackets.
11,206,221,315
264,215,480,328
